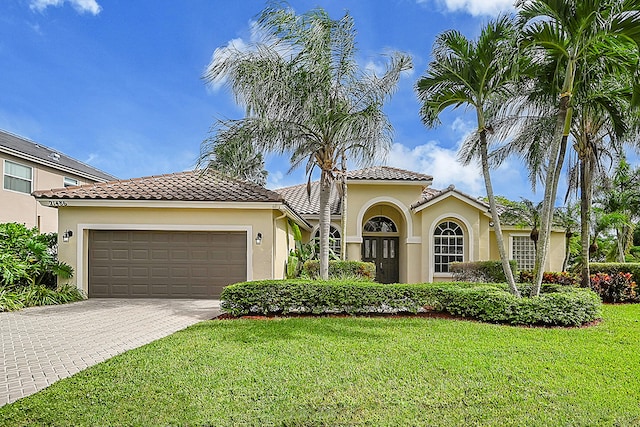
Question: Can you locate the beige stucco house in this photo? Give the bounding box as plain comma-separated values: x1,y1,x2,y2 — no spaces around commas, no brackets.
33,166,565,298
1,130,116,232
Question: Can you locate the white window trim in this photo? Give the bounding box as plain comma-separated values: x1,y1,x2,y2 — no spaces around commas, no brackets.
362,215,400,235
352,196,417,243
433,221,464,275
428,214,474,282
64,177,78,187
3,159,33,194
311,223,342,257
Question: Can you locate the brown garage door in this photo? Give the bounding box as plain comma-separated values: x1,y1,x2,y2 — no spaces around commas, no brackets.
89,230,247,298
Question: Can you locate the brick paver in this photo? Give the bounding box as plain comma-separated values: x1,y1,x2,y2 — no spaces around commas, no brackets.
0,299,220,406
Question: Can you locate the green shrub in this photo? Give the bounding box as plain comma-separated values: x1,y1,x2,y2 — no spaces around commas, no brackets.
302,260,376,281
0,222,73,288
590,272,637,303
220,280,601,326
590,263,640,286
450,260,517,283
0,285,84,312
0,287,23,312
519,271,580,286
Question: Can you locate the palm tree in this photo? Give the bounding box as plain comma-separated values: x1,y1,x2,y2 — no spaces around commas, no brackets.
202,4,412,279
416,16,522,297
516,0,640,296
567,88,630,286
596,158,640,262
197,126,268,186
553,203,579,272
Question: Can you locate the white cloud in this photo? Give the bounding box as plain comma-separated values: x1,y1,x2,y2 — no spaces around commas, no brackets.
364,60,386,77
387,140,484,195
418,0,515,17
30,0,102,15
451,117,474,134
205,37,250,93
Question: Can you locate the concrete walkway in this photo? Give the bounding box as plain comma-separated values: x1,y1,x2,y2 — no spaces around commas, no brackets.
0,299,220,406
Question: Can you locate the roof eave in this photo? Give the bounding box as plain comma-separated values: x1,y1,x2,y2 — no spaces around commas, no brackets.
0,145,115,182
347,178,433,186
412,190,489,213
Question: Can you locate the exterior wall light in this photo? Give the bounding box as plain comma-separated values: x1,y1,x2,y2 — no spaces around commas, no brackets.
255,232,263,245
489,221,495,227
62,230,73,242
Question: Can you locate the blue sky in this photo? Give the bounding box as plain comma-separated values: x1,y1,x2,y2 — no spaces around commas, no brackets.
0,0,559,202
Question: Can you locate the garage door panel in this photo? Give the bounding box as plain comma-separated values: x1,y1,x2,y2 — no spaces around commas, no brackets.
131,267,149,279
89,230,247,298
150,249,169,261
111,249,130,260
170,249,189,261
130,284,150,295
190,250,208,261
131,249,149,260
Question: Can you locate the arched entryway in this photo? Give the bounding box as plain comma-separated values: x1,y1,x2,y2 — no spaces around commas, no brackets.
362,215,400,283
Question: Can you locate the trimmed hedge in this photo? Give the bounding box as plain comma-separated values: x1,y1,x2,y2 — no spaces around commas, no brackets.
450,260,517,283
220,280,602,326
302,260,376,281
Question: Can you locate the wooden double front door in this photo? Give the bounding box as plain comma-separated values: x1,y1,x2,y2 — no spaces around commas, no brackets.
362,236,399,284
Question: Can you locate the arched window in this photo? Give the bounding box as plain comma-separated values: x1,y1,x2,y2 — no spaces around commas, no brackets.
364,216,397,233
313,225,341,258
434,221,464,273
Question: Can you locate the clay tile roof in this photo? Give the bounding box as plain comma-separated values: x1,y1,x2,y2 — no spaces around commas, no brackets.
32,170,284,203
276,181,342,216
346,166,433,182
410,184,509,216
276,167,433,216
0,129,116,182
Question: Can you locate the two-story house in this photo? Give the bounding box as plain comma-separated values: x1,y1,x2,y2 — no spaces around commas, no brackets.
1,129,116,232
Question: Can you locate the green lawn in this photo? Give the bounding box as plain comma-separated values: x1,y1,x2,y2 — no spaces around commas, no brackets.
1,305,639,426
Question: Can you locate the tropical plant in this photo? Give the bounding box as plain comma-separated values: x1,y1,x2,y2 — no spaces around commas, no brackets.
0,222,73,288
595,158,640,262
516,0,640,295
416,15,521,297
197,127,268,186
553,203,579,271
203,3,411,279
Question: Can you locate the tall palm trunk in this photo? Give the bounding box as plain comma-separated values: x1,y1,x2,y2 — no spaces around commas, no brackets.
479,126,520,297
341,151,347,261
580,154,592,288
533,56,576,296
319,171,332,280
617,228,626,262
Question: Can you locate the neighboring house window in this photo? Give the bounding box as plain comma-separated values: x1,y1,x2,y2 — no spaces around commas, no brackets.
512,236,535,271
3,160,32,194
64,177,78,187
364,216,397,233
434,221,463,273
313,225,341,258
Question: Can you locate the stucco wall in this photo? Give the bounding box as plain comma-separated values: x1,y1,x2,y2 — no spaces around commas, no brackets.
56,205,278,294
273,213,294,279
418,195,482,282
1,153,98,232
491,227,566,272
345,183,423,240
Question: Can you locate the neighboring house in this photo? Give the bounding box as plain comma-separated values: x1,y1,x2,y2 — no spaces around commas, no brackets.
1,130,116,232
33,166,565,299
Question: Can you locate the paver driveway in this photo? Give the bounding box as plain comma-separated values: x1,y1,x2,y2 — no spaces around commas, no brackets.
0,299,220,406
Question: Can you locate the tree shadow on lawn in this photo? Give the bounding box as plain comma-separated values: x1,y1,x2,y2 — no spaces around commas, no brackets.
194,314,436,343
